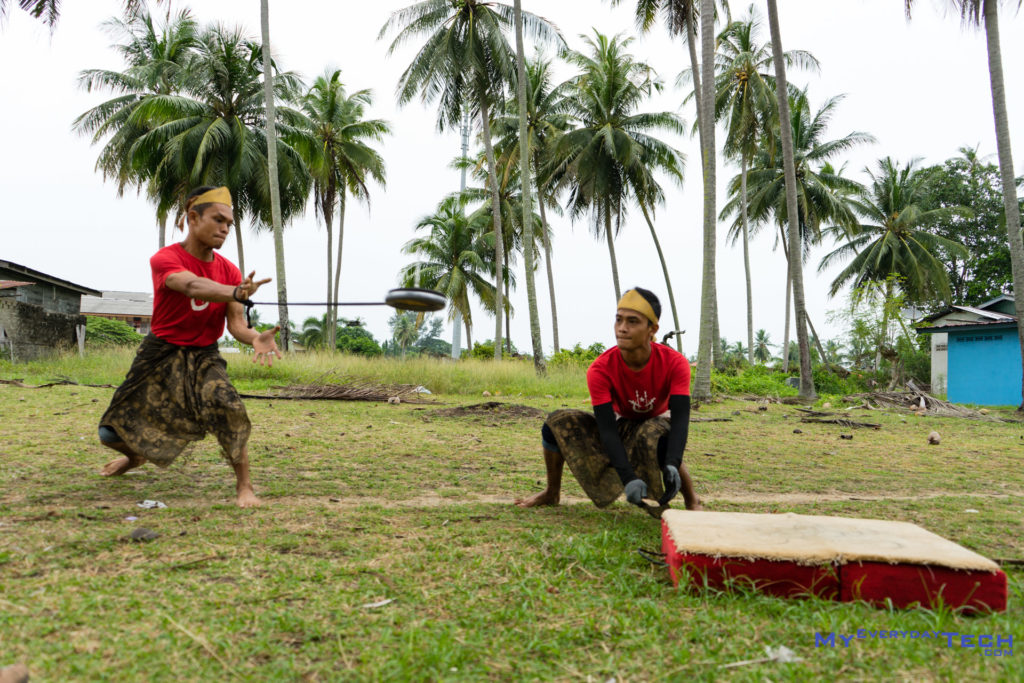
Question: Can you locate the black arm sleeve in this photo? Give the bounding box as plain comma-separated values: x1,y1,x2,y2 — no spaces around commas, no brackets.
664,394,691,470
593,402,637,485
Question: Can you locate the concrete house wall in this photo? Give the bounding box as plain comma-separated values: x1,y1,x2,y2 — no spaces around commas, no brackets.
947,326,1021,406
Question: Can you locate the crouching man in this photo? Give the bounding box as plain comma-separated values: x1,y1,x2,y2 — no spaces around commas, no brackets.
515,287,701,513
97,186,280,508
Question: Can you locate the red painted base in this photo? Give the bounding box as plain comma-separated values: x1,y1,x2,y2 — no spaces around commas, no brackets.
662,520,1007,612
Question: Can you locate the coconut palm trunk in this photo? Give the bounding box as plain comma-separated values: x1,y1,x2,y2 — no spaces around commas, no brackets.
512,0,546,374
158,216,168,250
538,195,560,353
782,262,791,372
982,0,1024,410
322,189,336,351
233,205,246,275
479,96,505,360
741,154,754,364
332,192,346,342
687,17,706,162
260,0,290,350
766,0,814,399
640,204,682,352
693,0,718,401
604,207,622,300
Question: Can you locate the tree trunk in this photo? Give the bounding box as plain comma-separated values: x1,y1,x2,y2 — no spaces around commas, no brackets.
604,207,622,300
479,97,504,360
512,0,545,375
686,17,705,165
782,264,791,372
741,154,754,365
158,215,167,249
804,312,829,367
333,192,346,347
983,0,1024,411
766,0,815,399
323,190,336,352
261,0,289,351
693,0,717,401
465,318,472,354
640,204,682,352
233,205,245,276
505,275,512,356
538,192,560,353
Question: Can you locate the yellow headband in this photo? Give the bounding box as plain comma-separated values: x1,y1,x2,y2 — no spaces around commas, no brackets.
617,289,658,325
187,186,232,211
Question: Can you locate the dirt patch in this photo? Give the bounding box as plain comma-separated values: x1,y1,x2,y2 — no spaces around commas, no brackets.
431,402,546,420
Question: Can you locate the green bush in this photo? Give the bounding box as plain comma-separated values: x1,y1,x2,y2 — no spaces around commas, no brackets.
710,364,796,396
337,326,382,357
547,342,606,369
85,317,143,348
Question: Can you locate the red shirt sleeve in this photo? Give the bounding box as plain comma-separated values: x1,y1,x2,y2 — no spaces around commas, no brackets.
150,247,191,291
669,351,691,397
586,354,614,406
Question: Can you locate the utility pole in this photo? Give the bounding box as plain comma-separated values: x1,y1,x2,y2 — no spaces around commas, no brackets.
451,107,470,359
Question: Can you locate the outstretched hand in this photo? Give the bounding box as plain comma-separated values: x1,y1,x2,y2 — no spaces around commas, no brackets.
238,271,272,300
253,325,282,366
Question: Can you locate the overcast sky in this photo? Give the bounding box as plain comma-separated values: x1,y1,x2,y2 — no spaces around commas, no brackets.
1,0,1022,356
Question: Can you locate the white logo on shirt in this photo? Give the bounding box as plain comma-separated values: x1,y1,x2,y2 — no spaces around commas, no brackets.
628,390,656,413
190,298,210,312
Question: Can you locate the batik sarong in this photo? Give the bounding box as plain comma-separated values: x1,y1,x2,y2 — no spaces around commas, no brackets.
544,408,668,507
99,334,250,466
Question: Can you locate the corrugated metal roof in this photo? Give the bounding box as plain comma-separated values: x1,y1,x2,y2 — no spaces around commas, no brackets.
81,293,152,317
950,304,1014,320
0,260,101,296
0,280,35,290
917,317,1017,333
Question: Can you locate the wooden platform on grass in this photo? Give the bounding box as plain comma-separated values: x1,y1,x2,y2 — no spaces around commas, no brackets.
660,510,1007,612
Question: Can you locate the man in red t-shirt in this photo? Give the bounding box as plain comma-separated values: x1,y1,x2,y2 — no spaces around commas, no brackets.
97,186,280,508
515,287,701,514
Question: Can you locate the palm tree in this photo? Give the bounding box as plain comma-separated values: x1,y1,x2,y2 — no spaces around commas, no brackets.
298,314,333,350
288,70,389,353
259,0,291,350
492,55,573,354
127,24,310,275
390,312,420,359
73,8,199,248
821,158,970,302
511,0,545,375
764,0,815,400
712,5,818,365
556,32,686,349
399,196,498,350
752,328,773,363
728,89,871,375
3,0,151,29
380,0,564,359
906,0,1024,409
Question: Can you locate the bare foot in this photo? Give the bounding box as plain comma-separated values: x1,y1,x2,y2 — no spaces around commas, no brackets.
236,488,262,508
100,455,141,476
514,490,560,507
686,498,704,511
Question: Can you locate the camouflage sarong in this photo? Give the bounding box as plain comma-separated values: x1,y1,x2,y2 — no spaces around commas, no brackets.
99,334,250,467
545,408,669,508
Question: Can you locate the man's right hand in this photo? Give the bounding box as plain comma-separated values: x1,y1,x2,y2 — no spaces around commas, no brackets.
624,478,647,506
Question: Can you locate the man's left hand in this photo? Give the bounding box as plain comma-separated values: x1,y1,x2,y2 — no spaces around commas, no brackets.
660,465,681,506
253,325,282,367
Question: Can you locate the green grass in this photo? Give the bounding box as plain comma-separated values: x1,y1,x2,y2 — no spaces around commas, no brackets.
1,350,1022,680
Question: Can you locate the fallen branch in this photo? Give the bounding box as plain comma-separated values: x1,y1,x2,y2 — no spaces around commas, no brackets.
690,417,733,423
801,417,881,430
239,373,435,404
0,377,115,389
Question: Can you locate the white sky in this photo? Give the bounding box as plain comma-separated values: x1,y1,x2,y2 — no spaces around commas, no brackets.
1,0,1022,356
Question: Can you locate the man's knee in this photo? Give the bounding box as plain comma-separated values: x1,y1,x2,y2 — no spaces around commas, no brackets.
541,422,560,453
98,425,123,444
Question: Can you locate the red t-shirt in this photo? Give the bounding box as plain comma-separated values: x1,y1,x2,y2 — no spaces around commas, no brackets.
149,243,241,347
587,343,691,420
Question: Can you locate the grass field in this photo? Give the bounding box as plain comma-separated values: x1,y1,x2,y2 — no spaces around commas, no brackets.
1,351,1022,681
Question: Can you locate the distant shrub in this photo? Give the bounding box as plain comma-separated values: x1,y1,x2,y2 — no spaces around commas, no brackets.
337,326,382,357
710,364,796,396
548,342,605,369
85,317,142,348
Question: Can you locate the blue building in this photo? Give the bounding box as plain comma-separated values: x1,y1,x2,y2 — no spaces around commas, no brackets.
916,295,1021,406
